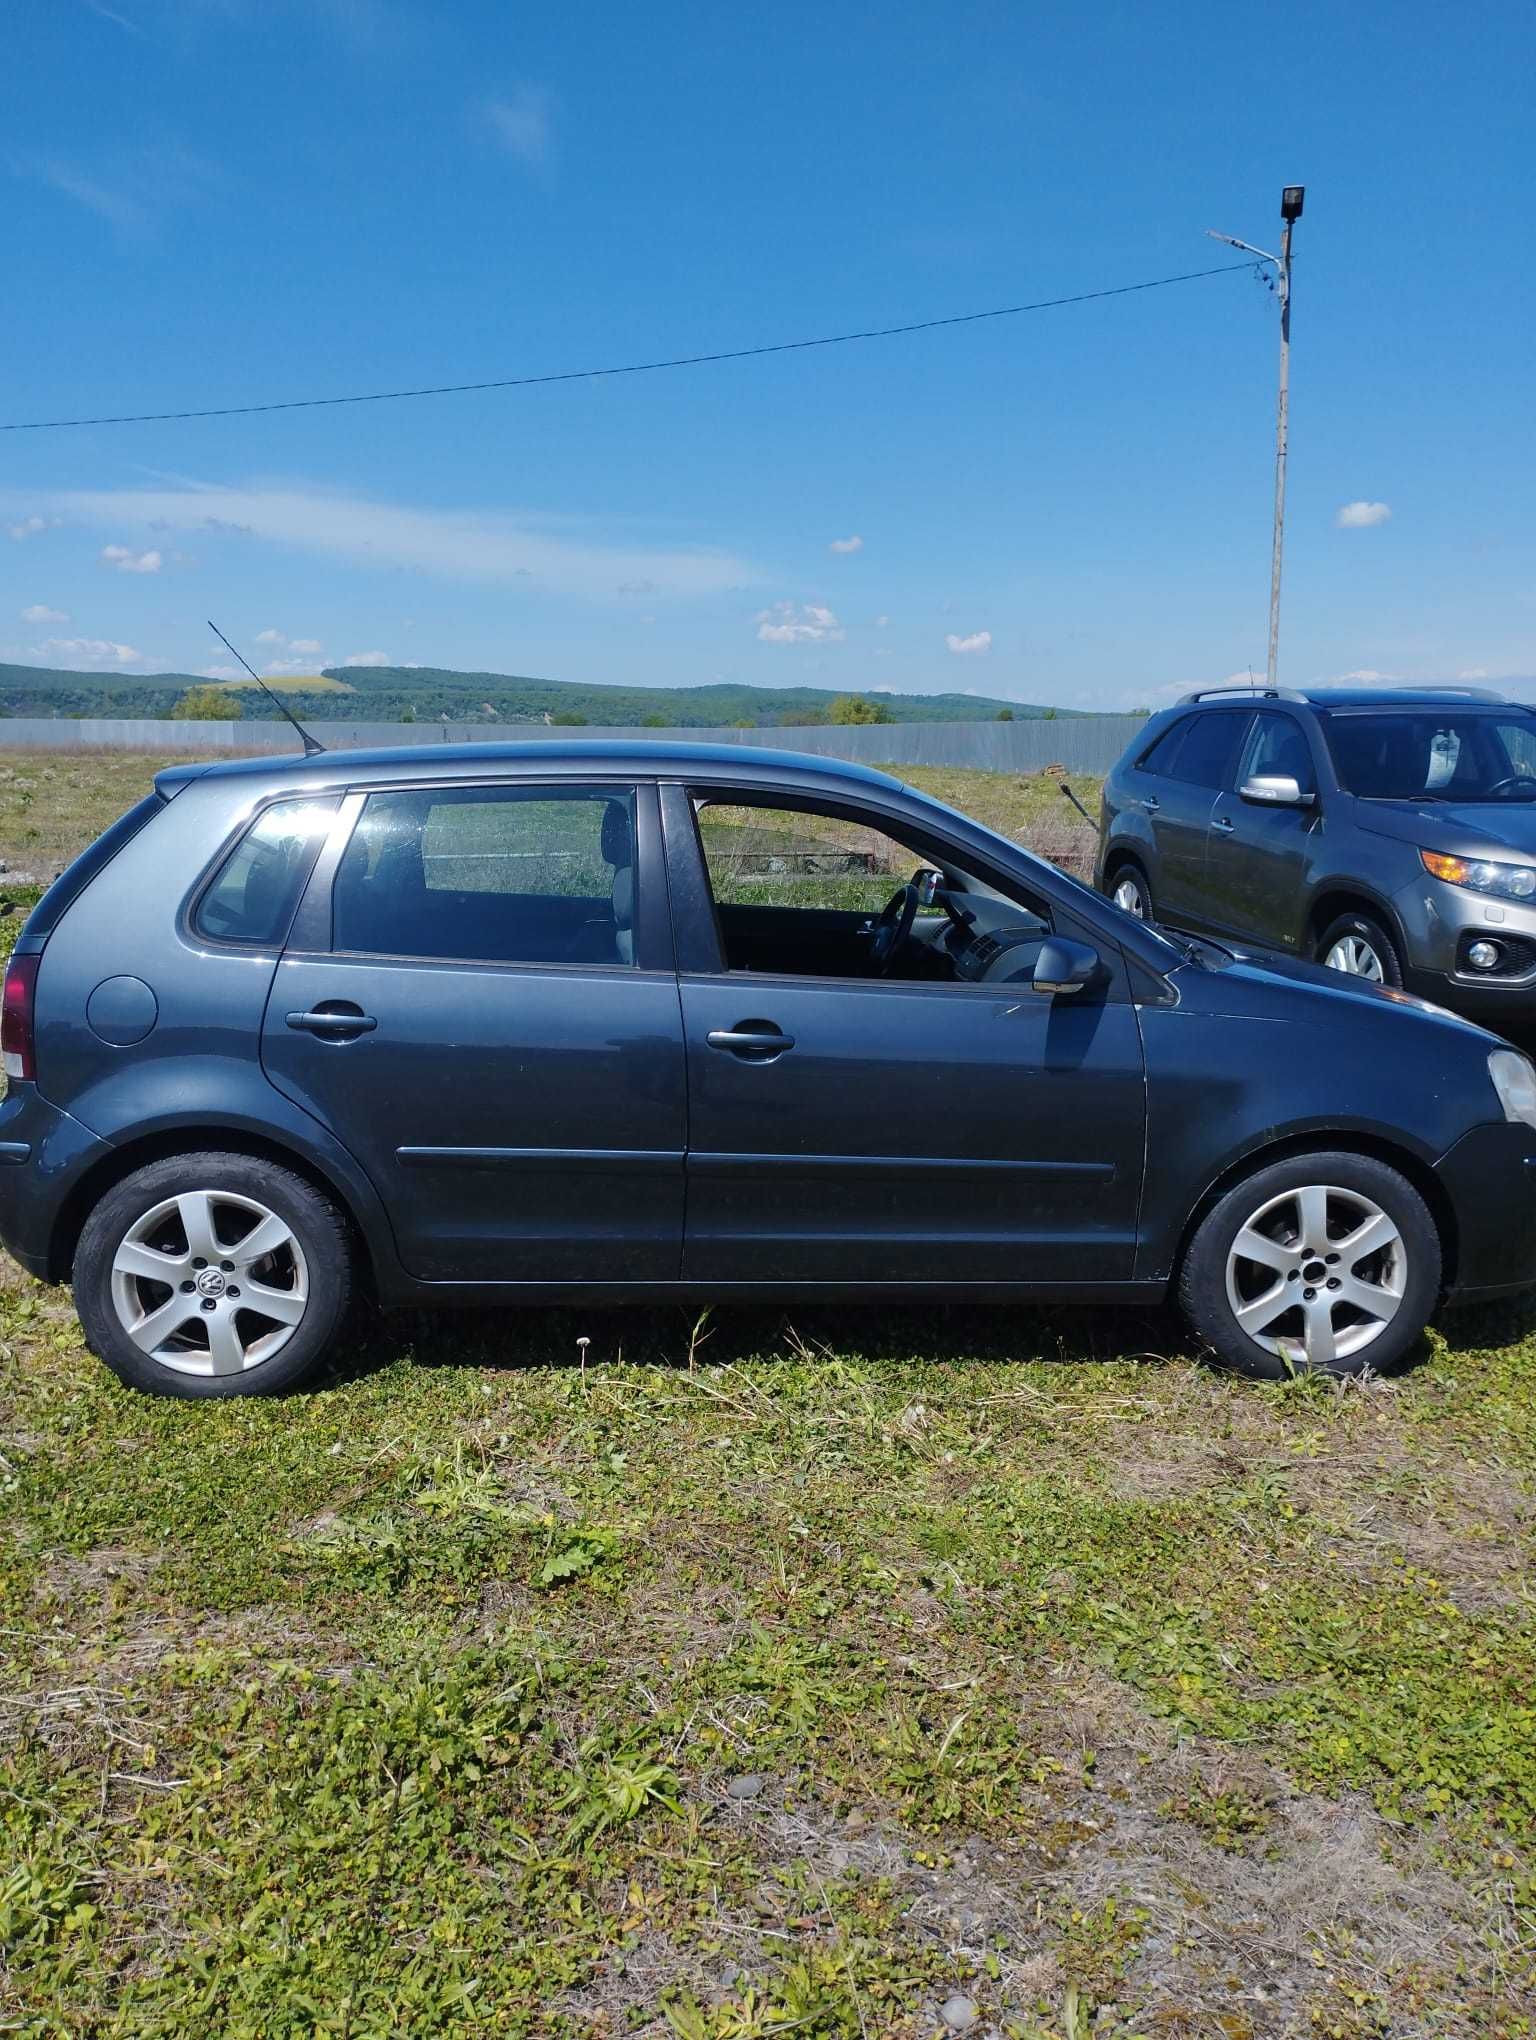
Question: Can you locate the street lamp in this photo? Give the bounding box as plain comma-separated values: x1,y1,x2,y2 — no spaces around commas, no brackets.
1208,185,1305,691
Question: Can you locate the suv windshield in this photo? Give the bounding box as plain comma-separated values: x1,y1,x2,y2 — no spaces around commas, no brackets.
1321,709,1536,801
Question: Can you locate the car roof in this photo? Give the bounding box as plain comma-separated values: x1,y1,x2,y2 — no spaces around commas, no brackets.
155,739,908,799
1171,687,1522,714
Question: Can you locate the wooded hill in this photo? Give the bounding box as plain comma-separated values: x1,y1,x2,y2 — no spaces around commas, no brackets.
0,659,1082,725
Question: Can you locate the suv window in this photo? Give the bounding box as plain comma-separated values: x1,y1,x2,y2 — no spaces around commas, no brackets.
1156,710,1247,789
1321,710,1536,801
1237,710,1315,792
332,783,638,965
194,796,340,946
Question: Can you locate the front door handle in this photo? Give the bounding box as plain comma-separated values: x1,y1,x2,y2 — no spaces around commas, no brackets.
1212,815,1235,832
1141,795,1161,812
706,1025,795,1060
286,1005,377,1038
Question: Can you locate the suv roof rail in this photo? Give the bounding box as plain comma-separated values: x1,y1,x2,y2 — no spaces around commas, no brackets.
1175,684,1306,705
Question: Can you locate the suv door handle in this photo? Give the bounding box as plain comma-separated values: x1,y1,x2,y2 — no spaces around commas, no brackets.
1140,795,1161,812
706,1026,795,1060
286,1005,377,1038
1212,815,1235,832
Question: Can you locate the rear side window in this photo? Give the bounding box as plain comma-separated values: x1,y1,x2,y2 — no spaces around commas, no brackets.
331,783,638,966
1165,711,1248,789
194,797,340,946
1138,723,1188,776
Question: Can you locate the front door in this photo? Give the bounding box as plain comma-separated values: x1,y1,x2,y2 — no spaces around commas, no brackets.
666,786,1146,1286
261,779,687,1282
1205,709,1321,949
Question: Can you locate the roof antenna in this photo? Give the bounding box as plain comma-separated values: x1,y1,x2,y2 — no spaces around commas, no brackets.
205,620,326,755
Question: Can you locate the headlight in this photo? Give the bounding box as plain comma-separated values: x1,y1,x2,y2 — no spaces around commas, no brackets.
1489,1048,1536,1129
1421,848,1536,899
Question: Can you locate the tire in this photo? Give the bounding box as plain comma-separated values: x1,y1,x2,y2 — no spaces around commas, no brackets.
1316,909,1403,989
73,1152,353,1398
1107,860,1154,922
1178,1150,1440,1380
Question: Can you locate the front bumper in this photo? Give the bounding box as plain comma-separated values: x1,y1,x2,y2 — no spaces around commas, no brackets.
1396,874,1536,1018
0,1086,112,1281
1434,1121,1536,1298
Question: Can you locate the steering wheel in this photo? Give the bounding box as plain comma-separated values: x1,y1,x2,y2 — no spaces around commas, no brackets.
1486,773,1536,800
865,875,921,975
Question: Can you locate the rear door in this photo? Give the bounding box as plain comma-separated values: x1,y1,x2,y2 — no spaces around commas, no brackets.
261,778,687,1282
1142,710,1253,927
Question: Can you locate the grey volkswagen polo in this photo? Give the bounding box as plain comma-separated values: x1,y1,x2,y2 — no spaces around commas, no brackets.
2,740,1535,1398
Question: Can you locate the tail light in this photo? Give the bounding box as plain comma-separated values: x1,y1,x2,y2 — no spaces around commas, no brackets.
2,954,39,1083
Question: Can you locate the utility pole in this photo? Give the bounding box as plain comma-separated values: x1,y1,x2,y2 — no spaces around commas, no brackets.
1208,185,1306,690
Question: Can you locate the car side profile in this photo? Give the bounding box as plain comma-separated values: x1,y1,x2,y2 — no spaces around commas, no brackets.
1096,683,1536,1021
2,739,1535,1398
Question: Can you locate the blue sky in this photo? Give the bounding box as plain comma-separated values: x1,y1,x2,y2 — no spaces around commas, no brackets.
3,0,1533,710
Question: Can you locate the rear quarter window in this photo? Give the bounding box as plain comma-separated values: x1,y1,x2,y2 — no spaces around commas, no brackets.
193,797,341,946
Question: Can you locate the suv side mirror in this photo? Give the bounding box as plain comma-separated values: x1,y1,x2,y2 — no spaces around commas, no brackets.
1032,937,1100,997
1240,773,1314,808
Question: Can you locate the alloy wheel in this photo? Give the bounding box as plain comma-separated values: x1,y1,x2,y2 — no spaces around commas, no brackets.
1323,933,1384,981
1112,875,1147,918
108,1189,310,1379
1224,1182,1406,1371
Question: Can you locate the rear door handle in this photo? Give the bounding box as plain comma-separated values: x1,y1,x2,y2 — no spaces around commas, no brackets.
286,1005,377,1038
706,1027,795,1060
1212,815,1235,832
1141,795,1161,812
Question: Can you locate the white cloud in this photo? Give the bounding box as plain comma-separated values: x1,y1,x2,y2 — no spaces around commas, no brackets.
874,614,890,629
263,658,325,676
487,85,552,167
200,664,241,681
945,630,992,655
342,650,391,668
1336,500,1392,529
32,636,142,667
7,515,49,541
1458,668,1489,681
20,604,69,625
100,543,162,574
18,482,755,599
828,534,863,555
255,629,323,657
1337,668,1393,683
755,602,845,645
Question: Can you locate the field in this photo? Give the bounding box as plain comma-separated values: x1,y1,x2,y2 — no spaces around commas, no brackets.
3,750,1536,2037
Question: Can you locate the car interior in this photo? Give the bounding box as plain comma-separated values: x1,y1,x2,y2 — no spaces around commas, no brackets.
692,794,1059,985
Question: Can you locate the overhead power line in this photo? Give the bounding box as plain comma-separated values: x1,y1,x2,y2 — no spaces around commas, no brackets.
0,261,1259,433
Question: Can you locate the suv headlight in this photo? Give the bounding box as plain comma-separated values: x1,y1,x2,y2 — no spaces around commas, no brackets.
1421,848,1536,899
1489,1048,1536,1129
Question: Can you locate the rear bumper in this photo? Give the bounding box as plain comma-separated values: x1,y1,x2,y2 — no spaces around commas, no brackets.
0,1087,112,1281
1435,1121,1536,1297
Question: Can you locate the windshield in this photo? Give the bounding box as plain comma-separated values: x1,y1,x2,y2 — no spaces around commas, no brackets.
1321,709,1536,801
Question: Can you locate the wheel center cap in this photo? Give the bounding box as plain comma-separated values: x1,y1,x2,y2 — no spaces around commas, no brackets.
1302,1259,1326,1283
195,1268,227,1297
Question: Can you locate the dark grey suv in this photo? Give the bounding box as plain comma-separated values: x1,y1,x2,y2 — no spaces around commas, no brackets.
4,739,1536,1399
1097,684,1536,1021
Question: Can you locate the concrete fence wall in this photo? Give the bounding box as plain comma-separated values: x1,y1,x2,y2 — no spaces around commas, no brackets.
0,713,1147,776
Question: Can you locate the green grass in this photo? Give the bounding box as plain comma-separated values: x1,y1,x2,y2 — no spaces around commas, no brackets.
4,1287,1536,2036
4,747,1534,2034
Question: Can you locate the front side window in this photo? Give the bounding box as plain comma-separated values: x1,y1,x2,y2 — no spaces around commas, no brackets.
332,784,638,964
1237,711,1315,792
1321,712,1536,802
692,793,1052,982
195,796,340,946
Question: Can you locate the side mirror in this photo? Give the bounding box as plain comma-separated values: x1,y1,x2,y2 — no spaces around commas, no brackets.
1240,773,1314,808
1032,936,1100,997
